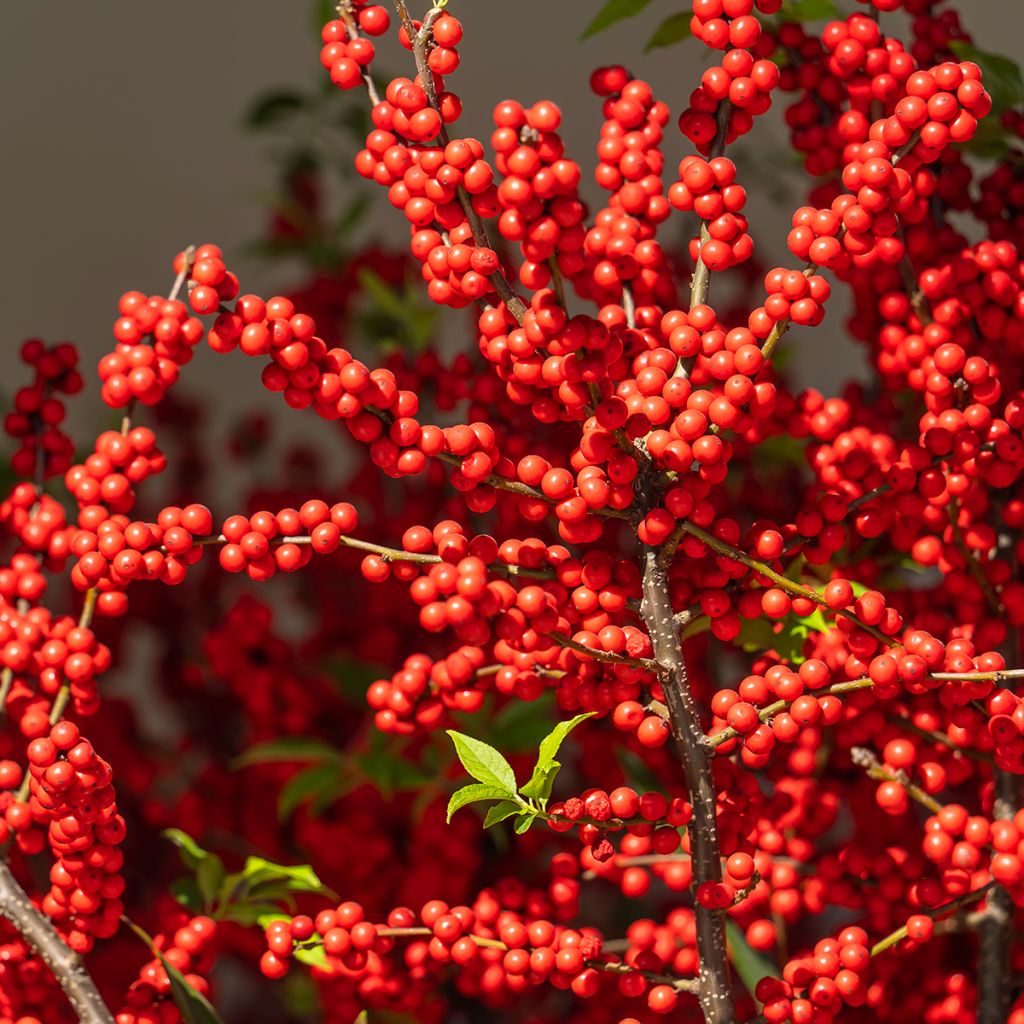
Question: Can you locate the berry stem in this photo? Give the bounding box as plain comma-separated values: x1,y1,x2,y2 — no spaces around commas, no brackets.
674,520,896,646
372,925,701,992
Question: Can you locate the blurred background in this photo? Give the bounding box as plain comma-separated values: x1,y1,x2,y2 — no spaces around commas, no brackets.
1,1,1023,450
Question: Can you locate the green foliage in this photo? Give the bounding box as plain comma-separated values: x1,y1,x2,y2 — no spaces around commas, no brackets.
236,727,434,819
446,713,595,831
446,730,518,792
163,831,333,925
644,13,691,52
580,0,653,40
356,269,440,352
779,0,840,21
519,712,595,803
733,601,829,665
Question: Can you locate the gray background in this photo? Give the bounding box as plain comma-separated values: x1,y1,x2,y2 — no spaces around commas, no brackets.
2,2,1021,445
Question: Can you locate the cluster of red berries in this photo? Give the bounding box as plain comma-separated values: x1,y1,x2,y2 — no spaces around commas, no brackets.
218,501,358,580
4,340,82,480
921,803,1024,893
102,290,204,408
64,428,167,519
22,724,125,953
491,99,586,291
68,502,212,600
547,785,692,866
319,6,390,91
669,156,752,271
679,0,780,150
117,915,218,1024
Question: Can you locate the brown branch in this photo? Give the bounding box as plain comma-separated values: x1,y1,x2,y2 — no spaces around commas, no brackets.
639,547,735,1023
0,859,114,1023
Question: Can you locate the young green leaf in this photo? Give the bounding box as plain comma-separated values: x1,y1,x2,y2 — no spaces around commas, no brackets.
644,13,691,52
277,762,350,821
518,712,595,804
239,856,332,897
580,0,653,40
483,801,522,828
536,712,596,768
446,783,519,823
513,812,536,834
445,730,517,793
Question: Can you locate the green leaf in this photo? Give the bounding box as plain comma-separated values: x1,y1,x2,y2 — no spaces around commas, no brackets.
162,829,213,871
246,91,306,130
225,902,295,926
445,730,517,793
779,0,840,20
446,783,517,823
580,0,653,39
278,762,350,821
196,855,226,911
644,13,691,51
256,913,291,930
726,919,780,1006
483,801,522,828
513,812,536,834
536,712,595,769
239,856,333,898
519,713,595,804
234,736,344,769
949,42,1024,117
294,944,330,968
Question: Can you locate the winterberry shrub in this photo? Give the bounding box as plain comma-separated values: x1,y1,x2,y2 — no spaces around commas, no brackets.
4,0,1024,1023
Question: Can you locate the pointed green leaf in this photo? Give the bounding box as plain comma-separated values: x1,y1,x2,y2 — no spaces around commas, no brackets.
446,783,516,823
445,730,517,793
536,713,595,768
240,856,333,897
580,0,653,40
162,829,213,871
233,736,343,769
483,801,522,828
644,13,691,51
513,813,536,834
519,760,560,803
